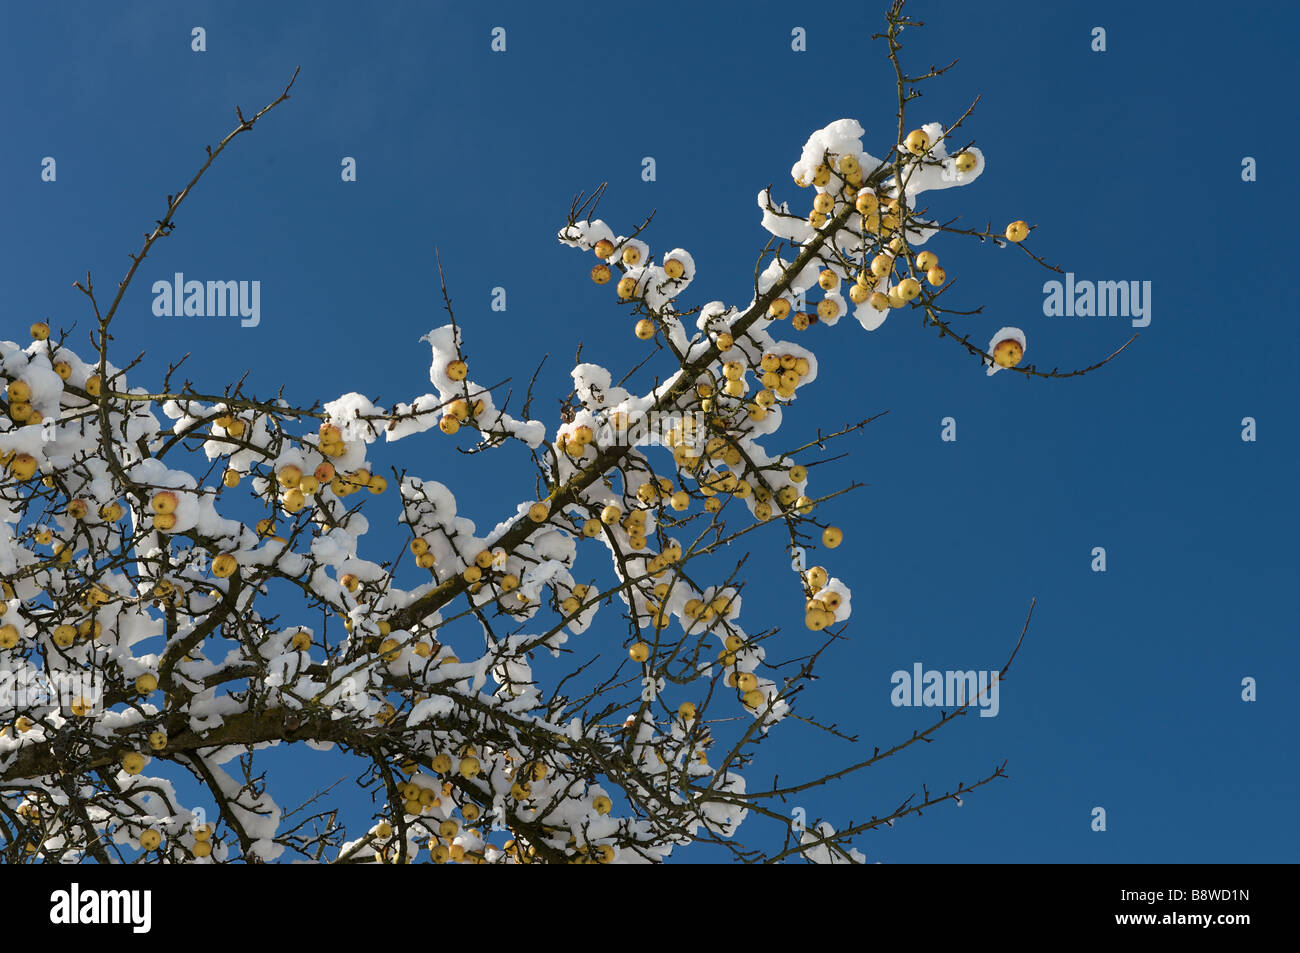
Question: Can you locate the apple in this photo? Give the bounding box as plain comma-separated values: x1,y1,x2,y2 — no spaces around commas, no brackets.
617,277,639,300
811,164,831,187
664,258,686,280
954,151,977,173
816,299,839,321
591,263,612,284
527,501,549,523
628,641,650,663
139,830,162,851
634,319,655,340
135,674,158,694
768,298,791,320
53,624,77,648
290,630,312,652
822,526,843,548
30,321,49,341
916,251,938,272
904,129,932,155
813,192,835,215
151,491,179,516
1005,220,1029,243
122,752,146,775
592,795,613,815
439,414,461,435
212,553,238,578
277,465,302,489
993,338,1024,368
8,453,37,481
282,488,306,513
7,380,31,403
148,731,167,751
593,239,615,258
447,360,469,381
742,689,765,709
818,269,839,291
340,574,360,593
192,841,212,859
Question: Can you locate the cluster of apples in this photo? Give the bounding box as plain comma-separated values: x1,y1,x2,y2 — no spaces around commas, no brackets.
802,564,848,632
3,325,103,428
587,237,689,339
438,394,485,436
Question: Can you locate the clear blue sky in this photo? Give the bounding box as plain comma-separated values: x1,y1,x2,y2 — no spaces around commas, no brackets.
2,0,1296,862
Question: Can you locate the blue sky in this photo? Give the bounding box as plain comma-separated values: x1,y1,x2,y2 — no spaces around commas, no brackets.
2,0,1297,862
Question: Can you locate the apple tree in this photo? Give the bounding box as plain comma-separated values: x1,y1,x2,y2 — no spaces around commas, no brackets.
0,2,1124,864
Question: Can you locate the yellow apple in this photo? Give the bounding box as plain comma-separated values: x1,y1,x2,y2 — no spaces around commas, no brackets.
122,752,146,775
993,338,1024,368
1005,220,1029,243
